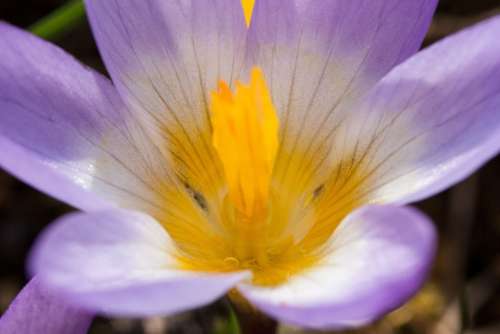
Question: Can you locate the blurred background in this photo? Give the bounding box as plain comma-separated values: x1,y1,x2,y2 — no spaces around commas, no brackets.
1,1,500,333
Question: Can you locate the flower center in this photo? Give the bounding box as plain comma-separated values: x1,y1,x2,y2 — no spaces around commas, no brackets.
211,68,278,223
160,67,367,286
210,67,300,272
171,68,319,285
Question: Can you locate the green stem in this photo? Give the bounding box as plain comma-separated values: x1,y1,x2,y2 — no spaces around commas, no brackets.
229,295,277,334
29,0,85,40
226,302,242,334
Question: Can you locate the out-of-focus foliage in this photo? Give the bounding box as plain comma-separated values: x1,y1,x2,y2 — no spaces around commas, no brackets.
29,0,84,40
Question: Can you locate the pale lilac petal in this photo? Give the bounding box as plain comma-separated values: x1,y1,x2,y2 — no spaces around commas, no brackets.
330,16,500,205
0,277,93,334
239,205,436,329
0,136,108,211
85,0,247,109
84,1,247,191
30,209,249,316
246,0,437,152
0,22,173,212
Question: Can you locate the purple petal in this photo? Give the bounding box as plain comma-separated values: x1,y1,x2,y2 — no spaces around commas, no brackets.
0,277,92,334
246,0,437,149
84,0,246,166
0,22,173,212
0,135,108,211
30,209,249,316
335,16,500,204
238,205,436,329
85,0,247,103
84,0,250,201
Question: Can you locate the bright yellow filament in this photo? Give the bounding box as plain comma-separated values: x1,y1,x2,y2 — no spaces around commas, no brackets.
211,67,279,220
241,0,255,26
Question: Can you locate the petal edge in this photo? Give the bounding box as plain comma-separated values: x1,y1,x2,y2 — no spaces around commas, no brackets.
238,205,436,329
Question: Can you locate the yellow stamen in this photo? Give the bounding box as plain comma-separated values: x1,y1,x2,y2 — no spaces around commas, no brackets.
241,0,256,27
210,67,279,220
156,66,369,287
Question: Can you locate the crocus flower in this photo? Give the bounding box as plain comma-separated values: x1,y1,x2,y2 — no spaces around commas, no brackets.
1,0,500,332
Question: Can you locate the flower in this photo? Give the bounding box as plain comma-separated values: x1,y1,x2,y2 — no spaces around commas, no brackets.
1,0,500,331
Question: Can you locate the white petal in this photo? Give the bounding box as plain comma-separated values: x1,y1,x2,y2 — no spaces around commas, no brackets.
30,209,249,316
239,205,436,329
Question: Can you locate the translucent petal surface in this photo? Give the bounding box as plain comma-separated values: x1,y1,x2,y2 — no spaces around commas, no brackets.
0,277,93,334
30,210,249,316
239,205,436,329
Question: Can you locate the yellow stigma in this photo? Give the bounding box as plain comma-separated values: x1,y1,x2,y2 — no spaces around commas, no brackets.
241,0,255,27
210,67,279,220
